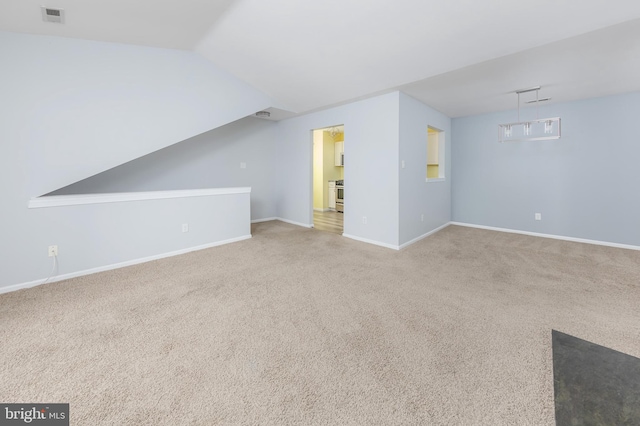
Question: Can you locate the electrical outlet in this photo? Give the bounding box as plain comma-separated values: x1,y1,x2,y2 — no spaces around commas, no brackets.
362,216,367,225
401,160,405,169
240,162,246,169
421,213,424,222
48,245,58,257
535,213,542,221
182,223,189,233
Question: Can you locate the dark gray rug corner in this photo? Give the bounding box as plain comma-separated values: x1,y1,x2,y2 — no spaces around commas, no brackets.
552,329,640,426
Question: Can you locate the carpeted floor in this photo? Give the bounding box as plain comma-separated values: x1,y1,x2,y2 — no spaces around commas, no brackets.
1,222,639,425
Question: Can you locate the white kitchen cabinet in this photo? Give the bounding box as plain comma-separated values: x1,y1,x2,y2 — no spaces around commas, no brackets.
334,141,344,167
328,181,336,210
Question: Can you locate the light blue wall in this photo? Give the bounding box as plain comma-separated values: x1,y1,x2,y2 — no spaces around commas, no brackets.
399,93,451,245
0,31,273,197
0,31,272,289
452,92,640,246
51,117,278,221
276,92,400,247
1,192,251,292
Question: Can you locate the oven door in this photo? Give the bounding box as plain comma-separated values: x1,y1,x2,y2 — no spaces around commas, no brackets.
335,186,344,212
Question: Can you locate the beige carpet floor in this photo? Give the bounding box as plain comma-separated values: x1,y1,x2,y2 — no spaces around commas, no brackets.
1,222,639,425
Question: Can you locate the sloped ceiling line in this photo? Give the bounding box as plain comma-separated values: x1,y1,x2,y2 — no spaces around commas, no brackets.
4,1,640,118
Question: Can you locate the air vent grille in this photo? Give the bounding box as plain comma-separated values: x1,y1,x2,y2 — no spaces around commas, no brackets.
41,7,65,24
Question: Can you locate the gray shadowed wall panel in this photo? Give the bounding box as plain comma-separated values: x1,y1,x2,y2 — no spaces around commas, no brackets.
51,117,278,221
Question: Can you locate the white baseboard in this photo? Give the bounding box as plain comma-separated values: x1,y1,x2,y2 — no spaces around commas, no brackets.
251,217,277,223
342,234,400,250
313,208,330,212
450,222,640,251
399,222,451,250
251,217,313,228
343,223,451,251
0,235,252,295
274,217,313,228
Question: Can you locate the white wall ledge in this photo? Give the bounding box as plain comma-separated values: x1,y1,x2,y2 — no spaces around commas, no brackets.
28,187,251,209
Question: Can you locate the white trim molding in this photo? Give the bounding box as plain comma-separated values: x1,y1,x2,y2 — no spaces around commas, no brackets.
450,222,640,251
251,217,278,224
399,222,450,250
275,217,314,228
29,187,251,209
344,223,451,251
251,217,313,228
342,234,400,250
0,235,252,295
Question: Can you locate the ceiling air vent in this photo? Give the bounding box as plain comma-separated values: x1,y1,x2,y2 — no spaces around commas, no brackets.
41,7,65,24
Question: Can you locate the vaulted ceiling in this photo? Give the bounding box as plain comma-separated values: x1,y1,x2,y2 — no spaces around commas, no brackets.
3,0,640,118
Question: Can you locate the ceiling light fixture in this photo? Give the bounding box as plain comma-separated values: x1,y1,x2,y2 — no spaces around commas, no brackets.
544,120,554,134
498,86,561,143
255,111,271,118
504,125,512,138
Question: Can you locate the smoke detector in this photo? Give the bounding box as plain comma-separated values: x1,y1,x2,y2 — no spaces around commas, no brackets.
41,7,65,24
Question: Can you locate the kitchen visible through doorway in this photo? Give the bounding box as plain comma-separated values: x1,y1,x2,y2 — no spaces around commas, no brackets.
312,125,344,234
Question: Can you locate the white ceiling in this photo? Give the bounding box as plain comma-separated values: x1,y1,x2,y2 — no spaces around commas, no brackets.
3,0,640,117
0,0,236,49
401,18,640,117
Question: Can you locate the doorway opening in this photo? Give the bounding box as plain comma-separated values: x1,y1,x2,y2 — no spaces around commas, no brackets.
427,126,445,182
312,125,344,234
